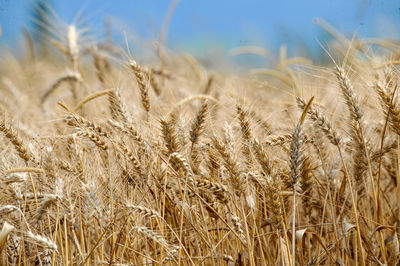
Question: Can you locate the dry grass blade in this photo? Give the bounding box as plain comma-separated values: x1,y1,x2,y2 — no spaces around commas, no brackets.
73,89,113,112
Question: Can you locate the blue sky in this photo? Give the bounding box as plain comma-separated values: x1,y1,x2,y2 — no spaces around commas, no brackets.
0,0,399,59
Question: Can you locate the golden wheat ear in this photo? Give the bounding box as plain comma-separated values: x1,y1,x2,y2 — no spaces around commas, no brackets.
0,118,34,163
289,96,313,265
296,96,341,146
129,59,150,113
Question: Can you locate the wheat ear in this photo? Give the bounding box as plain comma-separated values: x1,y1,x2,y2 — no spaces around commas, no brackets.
0,118,33,163
129,59,150,113
108,88,129,123
296,96,341,146
212,135,243,195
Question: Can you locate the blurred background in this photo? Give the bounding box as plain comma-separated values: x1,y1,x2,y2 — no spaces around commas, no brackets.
0,0,399,68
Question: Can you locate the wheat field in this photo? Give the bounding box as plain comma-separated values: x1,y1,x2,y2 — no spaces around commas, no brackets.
0,8,400,266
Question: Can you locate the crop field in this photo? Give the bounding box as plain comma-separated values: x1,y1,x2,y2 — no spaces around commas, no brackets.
0,5,400,266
